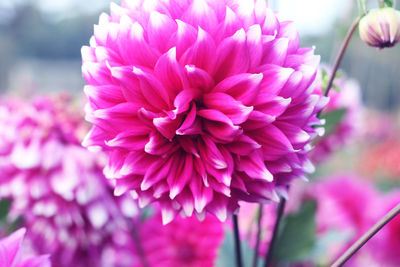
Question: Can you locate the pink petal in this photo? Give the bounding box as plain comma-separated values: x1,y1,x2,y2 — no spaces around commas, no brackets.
203,92,253,124
180,27,217,73
147,11,177,53
213,73,263,106
213,29,250,82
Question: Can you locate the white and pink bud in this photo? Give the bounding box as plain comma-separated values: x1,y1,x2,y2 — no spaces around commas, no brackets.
359,7,400,49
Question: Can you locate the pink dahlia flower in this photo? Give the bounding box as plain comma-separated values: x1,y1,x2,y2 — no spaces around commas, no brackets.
0,96,137,267
0,228,51,267
82,0,326,223
310,68,362,163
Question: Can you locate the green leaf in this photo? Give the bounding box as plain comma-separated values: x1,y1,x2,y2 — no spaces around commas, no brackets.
320,108,347,135
0,199,11,221
273,200,317,263
384,0,393,7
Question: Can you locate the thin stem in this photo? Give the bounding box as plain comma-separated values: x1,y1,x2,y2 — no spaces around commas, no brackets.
252,204,264,267
264,198,286,267
324,16,361,98
233,214,244,267
378,0,385,8
331,203,400,267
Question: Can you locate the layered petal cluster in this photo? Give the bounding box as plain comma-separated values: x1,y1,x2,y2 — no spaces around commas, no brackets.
310,68,362,163
0,96,137,267
0,228,51,267
141,210,224,267
82,0,325,223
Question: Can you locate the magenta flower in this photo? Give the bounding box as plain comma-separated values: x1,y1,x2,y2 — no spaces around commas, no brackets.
367,191,400,265
0,228,51,267
310,68,362,163
82,0,325,223
141,211,224,267
0,96,137,267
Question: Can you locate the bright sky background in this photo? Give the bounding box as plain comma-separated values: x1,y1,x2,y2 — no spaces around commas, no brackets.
0,0,354,36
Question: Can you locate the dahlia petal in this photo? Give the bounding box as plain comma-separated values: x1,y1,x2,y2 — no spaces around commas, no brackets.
182,0,218,33
213,29,250,82
174,89,201,115
118,17,159,67
109,66,151,108
262,8,280,35
254,96,292,118
145,131,177,156
154,47,188,99
153,115,183,140
247,25,263,71
213,73,263,106
178,136,200,157
203,92,253,125
82,126,107,148
133,67,171,110
84,85,125,109
274,121,311,148
262,38,289,66
218,6,241,39
198,110,242,142
148,11,177,53
82,62,112,86
180,27,216,73
228,135,261,156
176,189,194,216
238,152,273,182
174,20,197,59
189,176,213,213
18,255,51,267
167,154,193,199
176,103,202,135
206,194,228,221
0,228,24,266
258,64,294,95
184,65,215,91
277,21,299,54
120,151,152,176
141,158,173,191
81,46,96,63
105,129,149,150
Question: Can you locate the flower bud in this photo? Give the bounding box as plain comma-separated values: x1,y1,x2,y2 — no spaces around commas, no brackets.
359,7,400,49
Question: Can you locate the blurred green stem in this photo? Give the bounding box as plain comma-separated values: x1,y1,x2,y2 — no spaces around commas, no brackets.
357,0,367,15
331,203,400,266
233,214,244,267
252,204,263,267
323,16,361,98
264,198,286,267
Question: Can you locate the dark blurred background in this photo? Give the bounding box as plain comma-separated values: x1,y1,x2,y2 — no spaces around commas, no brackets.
0,0,399,110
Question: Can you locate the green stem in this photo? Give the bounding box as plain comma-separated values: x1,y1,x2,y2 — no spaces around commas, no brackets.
324,16,361,98
252,204,264,267
233,214,244,267
263,198,286,267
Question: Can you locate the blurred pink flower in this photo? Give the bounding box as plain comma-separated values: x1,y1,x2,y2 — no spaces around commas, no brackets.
0,228,51,267
309,174,379,265
310,68,363,163
140,211,224,267
82,0,325,224
367,191,400,266
0,96,137,267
